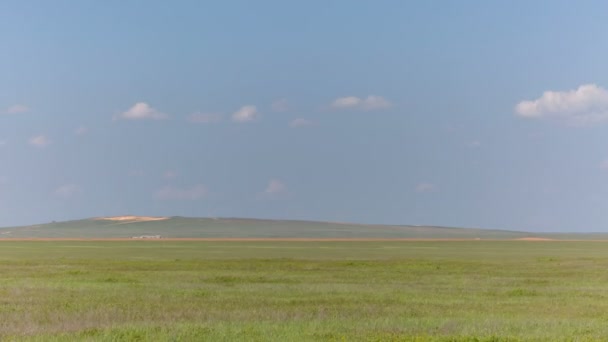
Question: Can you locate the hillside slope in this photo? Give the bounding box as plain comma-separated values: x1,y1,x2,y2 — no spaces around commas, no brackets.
0,216,543,239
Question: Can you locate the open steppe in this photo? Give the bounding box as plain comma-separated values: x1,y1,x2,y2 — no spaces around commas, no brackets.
1,239,608,341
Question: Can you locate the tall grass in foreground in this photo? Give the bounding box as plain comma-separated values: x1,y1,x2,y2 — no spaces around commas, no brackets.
0,241,607,341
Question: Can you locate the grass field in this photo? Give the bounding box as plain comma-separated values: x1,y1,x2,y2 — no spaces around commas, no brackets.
2,240,608,341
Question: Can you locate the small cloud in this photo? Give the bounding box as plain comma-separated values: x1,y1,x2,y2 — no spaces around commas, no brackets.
55,184,81,198
264,179,287,195
515,84,608,125
163,170,178,180
289,118,313,128
232,105,258,123
600,160,608,170
330,95,391,111
271,99,289,112
415,182,437,193
332,96,361,108
188,112,222,124
265,180,286,194
75,126,88,135
155,184,207,200
116,102,168,120
29,135,51,148
6,104,29,114
0,140,7,147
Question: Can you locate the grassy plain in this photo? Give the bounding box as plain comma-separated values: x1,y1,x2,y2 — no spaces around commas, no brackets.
1,240,608,341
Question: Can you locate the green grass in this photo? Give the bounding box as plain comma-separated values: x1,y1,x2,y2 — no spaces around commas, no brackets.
2,241,608,341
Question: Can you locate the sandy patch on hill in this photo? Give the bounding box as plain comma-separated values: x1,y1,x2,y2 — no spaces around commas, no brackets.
94,216,168,222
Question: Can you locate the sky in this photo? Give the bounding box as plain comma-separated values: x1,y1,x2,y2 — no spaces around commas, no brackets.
2,1,608,231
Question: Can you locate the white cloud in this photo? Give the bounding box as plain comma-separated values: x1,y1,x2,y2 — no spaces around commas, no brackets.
515,84,608,125
155,184,207,200
289,118,313,128
600,160,608,171
55,184,81,198
116,102,168,120
75,126,88,135
188,112,222,123
232,105,258,122
415,182,437,193
332,96,361,108
264,179,287,194
29,135,51,148
271,99,289,112
330,95,391,111
6,104,29,114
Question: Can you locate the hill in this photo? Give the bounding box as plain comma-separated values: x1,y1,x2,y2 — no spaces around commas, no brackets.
0,215,563,240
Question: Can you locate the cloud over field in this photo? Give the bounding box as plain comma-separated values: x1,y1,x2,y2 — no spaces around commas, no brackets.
116,102,168,120
258,179,288,199
515,84,608,125
264,179,287,194
232,105,258,122
29,135,51,147
330,95,391,111
5,104,29,114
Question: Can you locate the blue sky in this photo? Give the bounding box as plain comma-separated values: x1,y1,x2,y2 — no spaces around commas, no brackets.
2,1,608,231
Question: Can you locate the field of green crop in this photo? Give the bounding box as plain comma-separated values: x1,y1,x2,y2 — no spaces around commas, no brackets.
2,240,608,341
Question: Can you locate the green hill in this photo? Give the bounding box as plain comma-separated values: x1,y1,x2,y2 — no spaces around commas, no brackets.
0,215,559,239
